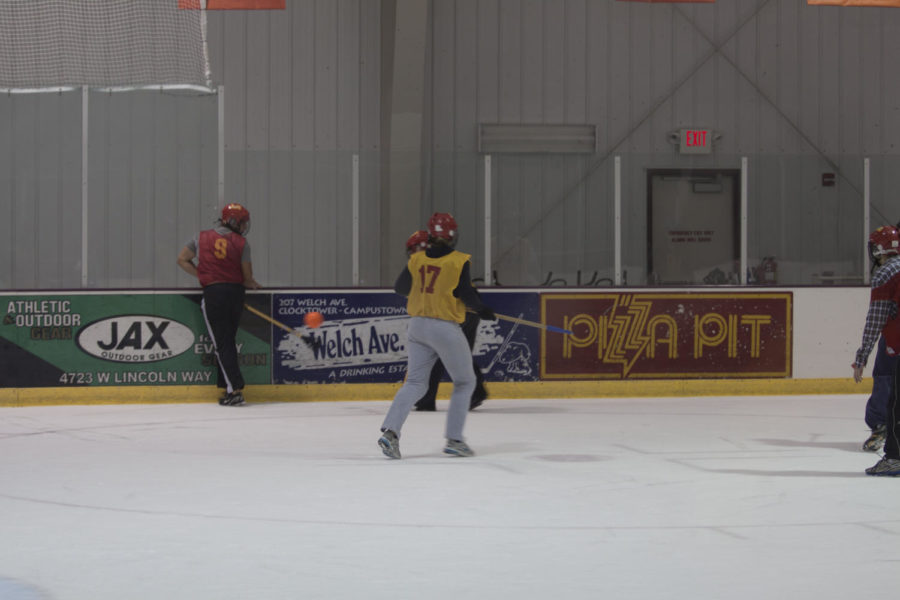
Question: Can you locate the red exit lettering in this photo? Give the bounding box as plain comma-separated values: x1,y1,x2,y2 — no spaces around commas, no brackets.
686,130,707,147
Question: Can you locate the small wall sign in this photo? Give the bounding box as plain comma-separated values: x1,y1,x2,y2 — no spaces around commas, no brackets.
678,129,713,154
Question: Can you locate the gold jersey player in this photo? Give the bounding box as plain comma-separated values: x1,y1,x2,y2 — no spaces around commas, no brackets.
378,213,495,458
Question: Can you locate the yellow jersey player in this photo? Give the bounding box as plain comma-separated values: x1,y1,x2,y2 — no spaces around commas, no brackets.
378,213,495,458
404,230,489,412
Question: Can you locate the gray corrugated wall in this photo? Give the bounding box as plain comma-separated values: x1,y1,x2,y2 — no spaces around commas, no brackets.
204,0,383,289
0,0,382,290
427,0,900,285
0,93,82,289
3,0,900,289
88,91,220,289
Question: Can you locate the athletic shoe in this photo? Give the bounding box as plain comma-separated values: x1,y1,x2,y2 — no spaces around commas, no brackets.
862,425,887,452
219,391,245,407
378,430,401,459
443,439,474,457
414,402,436,412
865,457,900,476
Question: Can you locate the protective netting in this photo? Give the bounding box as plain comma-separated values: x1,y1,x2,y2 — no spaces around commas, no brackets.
0,0,212,90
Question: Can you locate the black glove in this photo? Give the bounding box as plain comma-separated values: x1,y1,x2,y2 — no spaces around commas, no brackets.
477,306,496,321
301,334,322,352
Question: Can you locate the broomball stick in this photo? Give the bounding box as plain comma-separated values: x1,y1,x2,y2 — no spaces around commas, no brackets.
494,313,573,335
470,309,573,335
243,304,323,350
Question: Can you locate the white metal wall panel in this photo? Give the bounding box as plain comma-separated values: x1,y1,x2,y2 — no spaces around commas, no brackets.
477,0,500,125
860,9,883,157
565,0,587,125
498,1,521,123
262,6,292,287
818,8,841,156
0,0,381,290
288,2,317,286
426,0,900,286
6,0,900,289
333,0,362,283
10,98,38,289
38,95,82,289
1,94,82,289
0,97,9,288
87,92,217,289
838,9,862,156
203,0,381,288
431,0,457,217
312,1,339,285
521,1,544,123
453,0,482,266
358,0,382,286
647,6,672,156
150,95,179,287
241,14,272,287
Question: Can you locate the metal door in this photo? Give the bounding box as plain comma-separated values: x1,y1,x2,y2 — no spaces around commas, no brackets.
647,169,740,285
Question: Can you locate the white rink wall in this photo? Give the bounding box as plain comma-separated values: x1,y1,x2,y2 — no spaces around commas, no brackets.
791,287,869,379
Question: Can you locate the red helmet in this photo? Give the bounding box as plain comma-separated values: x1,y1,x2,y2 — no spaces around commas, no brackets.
869,226,900,258
405,230,429,256
428,212,458,245
221,203,250,234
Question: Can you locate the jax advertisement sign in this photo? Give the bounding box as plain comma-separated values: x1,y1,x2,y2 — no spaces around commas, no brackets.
541,292,792,379
0,293,271,387
271,291,540,384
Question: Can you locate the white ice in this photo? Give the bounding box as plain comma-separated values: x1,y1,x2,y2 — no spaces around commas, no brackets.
0,395,897,600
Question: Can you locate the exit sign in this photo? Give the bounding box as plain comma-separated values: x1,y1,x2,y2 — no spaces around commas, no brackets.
679,129,713,154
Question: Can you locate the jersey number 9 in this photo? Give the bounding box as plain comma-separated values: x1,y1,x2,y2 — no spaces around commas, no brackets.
214,238,228,259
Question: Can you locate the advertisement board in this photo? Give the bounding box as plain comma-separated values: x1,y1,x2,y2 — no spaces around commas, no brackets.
0,289,793,389
541,292,792,379
271,290,540,384
0,293,271,387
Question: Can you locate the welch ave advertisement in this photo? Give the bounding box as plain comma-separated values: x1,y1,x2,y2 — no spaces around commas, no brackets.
0,290,791,388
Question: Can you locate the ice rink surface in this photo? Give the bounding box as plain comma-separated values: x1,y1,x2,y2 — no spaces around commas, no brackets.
0,394,898,600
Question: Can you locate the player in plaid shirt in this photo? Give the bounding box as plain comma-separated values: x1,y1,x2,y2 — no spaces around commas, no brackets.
853,226,900,475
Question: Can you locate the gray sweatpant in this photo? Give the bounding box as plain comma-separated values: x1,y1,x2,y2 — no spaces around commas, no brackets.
381,316,476,441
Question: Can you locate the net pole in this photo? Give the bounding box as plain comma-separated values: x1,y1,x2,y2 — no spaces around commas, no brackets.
200,0,213,89
81,86,89,287
484,154,492,286
614,156,622,286
864,157,871,286
352,153,359,286
740,156,748,285
218,85,225,206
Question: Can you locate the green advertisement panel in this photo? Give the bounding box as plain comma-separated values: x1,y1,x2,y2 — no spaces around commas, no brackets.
0,293,271,387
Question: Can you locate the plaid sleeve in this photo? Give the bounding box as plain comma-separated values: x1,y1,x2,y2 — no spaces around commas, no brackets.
856,261,900,365
855,299,894,366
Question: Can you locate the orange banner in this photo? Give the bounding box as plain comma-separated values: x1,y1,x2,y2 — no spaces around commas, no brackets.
179,0,285,9
541,292,792,380
808,0,900,5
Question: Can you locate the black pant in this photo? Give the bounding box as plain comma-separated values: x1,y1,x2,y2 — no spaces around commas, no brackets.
202,283,246,393
887,361,900,459
415,312,486,410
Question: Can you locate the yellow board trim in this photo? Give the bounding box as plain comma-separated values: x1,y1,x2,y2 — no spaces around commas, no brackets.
0,378,869,407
